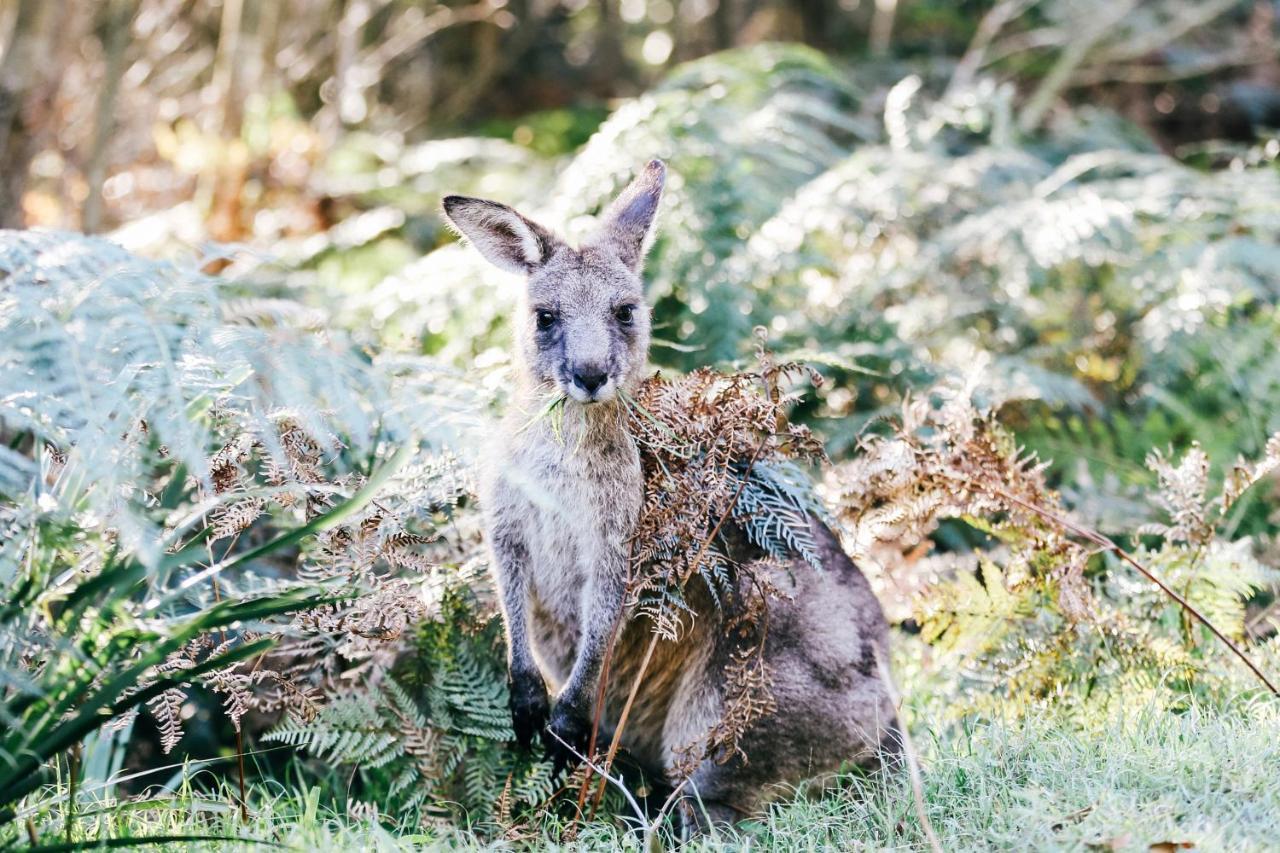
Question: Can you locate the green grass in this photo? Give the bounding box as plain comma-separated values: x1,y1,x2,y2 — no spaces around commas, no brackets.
753,697,1280,852
12,676,1280,852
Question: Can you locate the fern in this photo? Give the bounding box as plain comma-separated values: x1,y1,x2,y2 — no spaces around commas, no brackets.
427,644,512,741
829,380,1280,717
0,229,497,824
266,588,549,828
734,459,829,572
8,45,1280,839
268,696,404,768
354,49,1280,516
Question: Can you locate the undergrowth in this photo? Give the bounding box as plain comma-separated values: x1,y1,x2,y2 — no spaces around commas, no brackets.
13,656,1280,851
4,42,1280,852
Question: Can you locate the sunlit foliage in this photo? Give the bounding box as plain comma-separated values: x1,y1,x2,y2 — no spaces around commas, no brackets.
3,34,1280,850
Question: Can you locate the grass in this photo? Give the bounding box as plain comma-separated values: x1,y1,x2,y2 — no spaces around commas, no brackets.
780,697,1280,852
11,655,1280,852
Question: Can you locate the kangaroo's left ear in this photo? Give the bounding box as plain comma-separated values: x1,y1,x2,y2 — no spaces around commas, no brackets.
595,159,666,274
441,195,561,276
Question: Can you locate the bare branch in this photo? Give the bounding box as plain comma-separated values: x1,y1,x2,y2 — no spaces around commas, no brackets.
949,0,1040,94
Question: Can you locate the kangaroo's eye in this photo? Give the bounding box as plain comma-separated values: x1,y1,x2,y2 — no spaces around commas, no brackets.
535,310,557,331
614,305,636,325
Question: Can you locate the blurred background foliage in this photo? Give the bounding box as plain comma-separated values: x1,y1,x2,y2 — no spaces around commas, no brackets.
3,0,1280,846
5,0,1276,491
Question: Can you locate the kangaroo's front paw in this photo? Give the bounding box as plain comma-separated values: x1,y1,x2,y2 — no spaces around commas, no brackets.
544,701,592,776
508,669,549,751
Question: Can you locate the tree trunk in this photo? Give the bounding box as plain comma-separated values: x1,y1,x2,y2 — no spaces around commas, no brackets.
592,0,624,96
795,0,830,48
211,0,246,138
869,0,898,57
712,0,736,50
0,0,65,229
83,0,133,234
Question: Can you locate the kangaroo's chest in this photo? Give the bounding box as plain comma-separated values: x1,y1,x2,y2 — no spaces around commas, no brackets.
496,426,641,677
520,465,606,615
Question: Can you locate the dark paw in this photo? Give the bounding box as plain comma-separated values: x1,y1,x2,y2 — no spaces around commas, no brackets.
508,669,549,752
543,701,592,776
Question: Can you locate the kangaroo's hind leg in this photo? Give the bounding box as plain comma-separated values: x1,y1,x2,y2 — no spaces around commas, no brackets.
662,563,900,834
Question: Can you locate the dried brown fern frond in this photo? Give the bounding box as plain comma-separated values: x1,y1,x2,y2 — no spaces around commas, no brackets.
1221,432,1280,517
602,338,831,781
142,638,266,754
824,377,1280,703
209,497,266,540
621,338,825,635
1139,443,1213,546
826,379,1093,626
137,430,477,758
696,646,778,769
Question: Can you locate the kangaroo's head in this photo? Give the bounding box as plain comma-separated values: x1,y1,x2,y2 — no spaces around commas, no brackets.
442,160,665,405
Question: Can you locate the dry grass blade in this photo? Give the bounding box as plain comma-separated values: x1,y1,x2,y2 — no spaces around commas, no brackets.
875,650,943,853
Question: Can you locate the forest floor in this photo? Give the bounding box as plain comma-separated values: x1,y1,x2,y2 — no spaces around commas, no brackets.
51,645,1280,852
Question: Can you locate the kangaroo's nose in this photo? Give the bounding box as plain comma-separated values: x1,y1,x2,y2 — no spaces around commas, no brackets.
572,368,608,395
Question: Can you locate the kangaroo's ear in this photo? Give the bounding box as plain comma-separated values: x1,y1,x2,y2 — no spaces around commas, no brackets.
441,196,560,275
595,159,666,273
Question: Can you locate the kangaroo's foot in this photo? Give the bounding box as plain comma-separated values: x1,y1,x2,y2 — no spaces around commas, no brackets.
674,795,744,841
508,667,549,752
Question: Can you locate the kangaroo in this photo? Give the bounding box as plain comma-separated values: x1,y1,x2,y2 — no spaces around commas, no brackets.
442,160,899,828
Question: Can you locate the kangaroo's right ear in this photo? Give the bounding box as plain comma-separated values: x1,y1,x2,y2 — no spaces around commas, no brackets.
441,196,560,275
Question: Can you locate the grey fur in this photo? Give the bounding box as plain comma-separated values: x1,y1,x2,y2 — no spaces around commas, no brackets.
442,160,898,825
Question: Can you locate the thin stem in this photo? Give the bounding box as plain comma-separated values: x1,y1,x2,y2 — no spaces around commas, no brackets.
1017,0,1138,133
591,437,770,814
549,731,647,827
64,741,79,843
551,729,691,847
208,531,251,822
948,0,1037,94
234,729,249,822
576,611,620,816
590,630,659,818
978,482,1279,696
875,650,942,853
575,511,643,819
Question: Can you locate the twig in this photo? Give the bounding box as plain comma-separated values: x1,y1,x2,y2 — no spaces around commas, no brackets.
1018,0,1137,133
550,730,691,847
590,628,659,818
948,0,1038,94
875,650,942,853
1246,601,1280,640
360,1,498,75
590,437,771,815
575,610,620,816
1017,0,1234,131
1086,0,1239,64
550,730,646,826
977,482,1279,695
1070,49,1277,85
